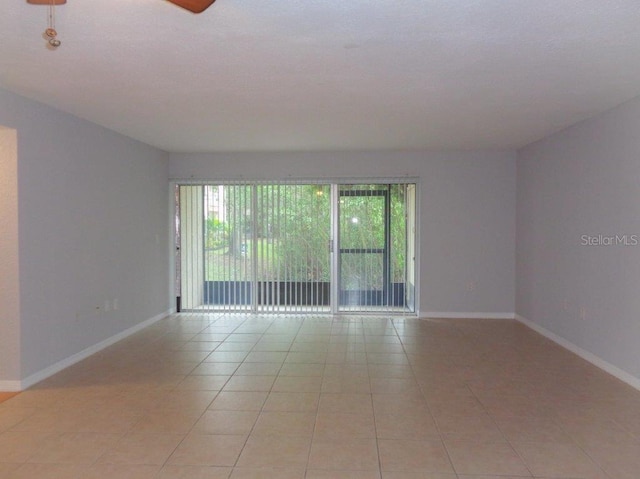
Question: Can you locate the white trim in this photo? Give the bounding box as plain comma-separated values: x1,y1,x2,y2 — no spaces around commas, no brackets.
17,311,170,391
330,184,339,315
420,312,516,320
515,314,640,392
412,183,420,317
0,381,22,393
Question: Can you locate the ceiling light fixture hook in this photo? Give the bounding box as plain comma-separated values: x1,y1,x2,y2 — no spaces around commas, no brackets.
27,0,66,48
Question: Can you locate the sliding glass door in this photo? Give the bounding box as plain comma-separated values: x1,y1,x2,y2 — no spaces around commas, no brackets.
176,180,415,314
338,184,410,312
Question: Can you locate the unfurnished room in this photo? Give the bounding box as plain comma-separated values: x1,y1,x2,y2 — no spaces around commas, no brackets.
1,1,640,478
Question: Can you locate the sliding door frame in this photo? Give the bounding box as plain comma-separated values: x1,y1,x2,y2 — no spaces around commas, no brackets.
171,178,419,316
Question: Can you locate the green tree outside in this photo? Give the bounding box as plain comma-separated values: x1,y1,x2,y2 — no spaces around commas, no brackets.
205,183,408,290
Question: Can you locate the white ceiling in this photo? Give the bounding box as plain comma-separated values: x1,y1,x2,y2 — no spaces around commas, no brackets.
2,1,640,153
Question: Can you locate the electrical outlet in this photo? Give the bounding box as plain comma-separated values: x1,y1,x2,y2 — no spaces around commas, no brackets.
579,307,587,321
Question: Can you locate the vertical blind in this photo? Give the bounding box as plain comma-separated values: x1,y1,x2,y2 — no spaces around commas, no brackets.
177,180,415,314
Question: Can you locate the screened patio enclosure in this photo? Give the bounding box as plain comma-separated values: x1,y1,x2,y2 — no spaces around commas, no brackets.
176,181,416,314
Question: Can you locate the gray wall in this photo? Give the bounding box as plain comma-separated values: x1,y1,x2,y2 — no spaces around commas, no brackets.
170,150,517,316
517,96,640,380
0,88,170,383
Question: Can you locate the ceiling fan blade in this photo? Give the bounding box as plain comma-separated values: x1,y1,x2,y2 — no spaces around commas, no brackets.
166,0,216,14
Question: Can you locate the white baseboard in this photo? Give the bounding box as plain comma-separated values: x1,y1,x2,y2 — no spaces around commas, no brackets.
0,380,22,392
515,314,640,392
420,312,516,320
16,310,171,392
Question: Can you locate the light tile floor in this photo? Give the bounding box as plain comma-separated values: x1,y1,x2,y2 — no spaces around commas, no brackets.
1,314,640,478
